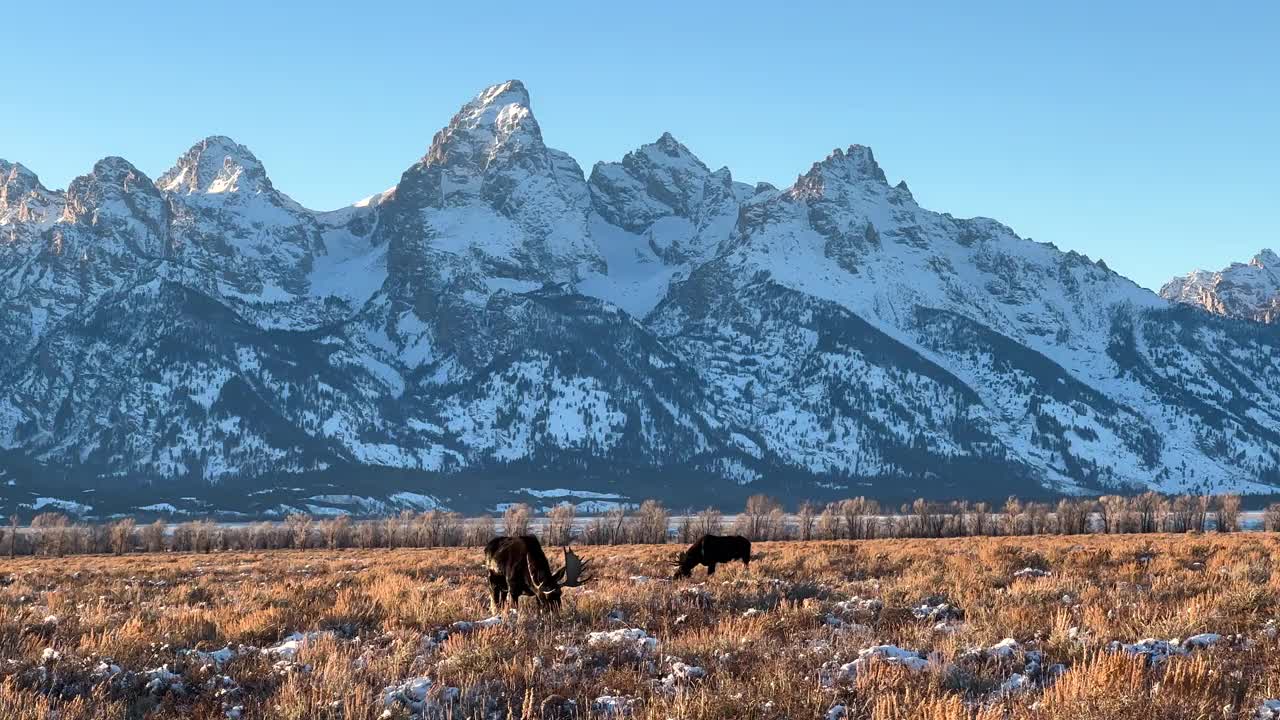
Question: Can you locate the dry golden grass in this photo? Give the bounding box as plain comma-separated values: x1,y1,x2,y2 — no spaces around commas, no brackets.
2,534,1280,718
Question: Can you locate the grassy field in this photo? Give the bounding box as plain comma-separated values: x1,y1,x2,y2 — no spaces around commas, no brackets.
3,534,1280,719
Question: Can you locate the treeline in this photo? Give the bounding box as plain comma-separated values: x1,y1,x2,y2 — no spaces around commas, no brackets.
0,492,1273,558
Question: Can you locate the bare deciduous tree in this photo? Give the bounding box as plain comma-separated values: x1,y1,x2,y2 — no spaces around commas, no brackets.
739,495,782,540
109,518,136,555
1264,503,1280,532
911,499,945,538
503,504,533,538
1025,502,1052,535
546,503,576,546
420,510,461,547
676,512,694,545
840,498,881,539
1133,492,1161,534
1055,499,1090,535
1217,494,1242,533
583,506,628,545
31,513,70,557
1002,497,1024,535
632,500,670,544
692,507,722,539
1099,495,1128,534
972,502,990,536
319,515,351,550
7,514,17,559
797,501,818,541
816,503,841,540
286,514,314,549
142,520,167,553
1191,495,1211,533
463,517,494,547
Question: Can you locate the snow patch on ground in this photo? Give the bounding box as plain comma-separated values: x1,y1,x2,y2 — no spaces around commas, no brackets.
838,645,931,679
587,628,659,654
30,497,93,515
516,487,624,500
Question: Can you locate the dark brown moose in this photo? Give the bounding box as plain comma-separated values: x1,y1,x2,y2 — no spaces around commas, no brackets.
672,534,752,579
484,535,591,612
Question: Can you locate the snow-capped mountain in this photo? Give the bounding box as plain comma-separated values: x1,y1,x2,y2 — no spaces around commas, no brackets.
0,157,164,378
1161,250,1280,324
2,80,1279,517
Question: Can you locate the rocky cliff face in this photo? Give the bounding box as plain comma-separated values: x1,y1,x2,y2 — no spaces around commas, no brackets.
1161,250,1280,324
2,80,1278,517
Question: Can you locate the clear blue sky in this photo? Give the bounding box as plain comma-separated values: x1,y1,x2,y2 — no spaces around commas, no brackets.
3,1,1276,290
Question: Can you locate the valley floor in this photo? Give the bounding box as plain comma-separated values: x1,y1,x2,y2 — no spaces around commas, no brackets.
2,535,1280,719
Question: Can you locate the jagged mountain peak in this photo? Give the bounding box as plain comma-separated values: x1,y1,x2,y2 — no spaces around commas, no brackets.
1,161,62,232
1161,248,1280,324
153,137,332,326
87,155,148,181
473,79,530,110
1251,248,1278,268
421,79,542,170
158,135,271,196
654,130,681,148
789,144,889,200
1,159,42,189
588,132,726,233
641,131,705,164
1,160,49,210
647,131,704,164
587,132,711,186
375,80,599,290
62,157,159,219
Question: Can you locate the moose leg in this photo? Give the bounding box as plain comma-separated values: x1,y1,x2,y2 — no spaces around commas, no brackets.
742,554,750,570
706,563,717,576
488,572,507,614
506,573,525,611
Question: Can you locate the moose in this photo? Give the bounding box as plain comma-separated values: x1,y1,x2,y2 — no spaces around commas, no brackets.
484,535,591,612
671,534,752,579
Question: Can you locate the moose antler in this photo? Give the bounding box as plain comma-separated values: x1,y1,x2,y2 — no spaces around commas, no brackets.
559,546,591,587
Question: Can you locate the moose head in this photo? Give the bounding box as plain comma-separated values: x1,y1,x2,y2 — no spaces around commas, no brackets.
670,549,696,579
533,546,592,609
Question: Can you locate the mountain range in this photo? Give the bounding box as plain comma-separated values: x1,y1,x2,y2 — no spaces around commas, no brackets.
3,80,1279,518
1161,250,1280,325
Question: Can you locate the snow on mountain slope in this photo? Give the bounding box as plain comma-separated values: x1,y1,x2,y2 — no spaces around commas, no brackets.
0,157,167,378
652,144,1280,494
588,132,756,264
376,80,601,292
410,289,722,471
0,160,65,374
726,146,1164,351
1161,249,1280,324
310,193,391,309
0,160,61,235
576,215,687,319
579,133,769,317
0,276,415,483
157,136,362,329
1,80,1278,516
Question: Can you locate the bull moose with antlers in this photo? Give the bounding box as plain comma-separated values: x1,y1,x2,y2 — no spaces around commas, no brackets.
672,534,752,579
484,535,591,612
